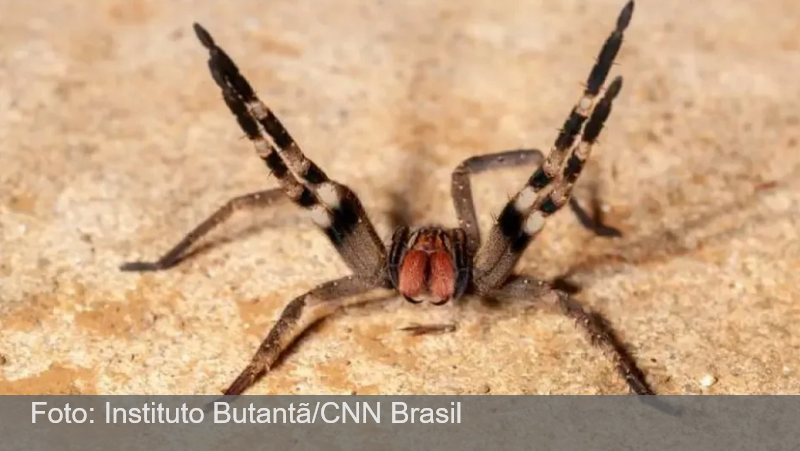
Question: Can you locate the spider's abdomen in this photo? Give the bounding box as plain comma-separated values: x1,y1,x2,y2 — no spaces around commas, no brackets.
388,226,470,305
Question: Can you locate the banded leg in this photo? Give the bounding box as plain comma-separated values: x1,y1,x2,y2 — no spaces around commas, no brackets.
222,276,391,396
451,149,620,256
194,24,386,279
527,0,633,194
473,1,634,290
121,189,285,271
492,274,653,395
540,79,624,222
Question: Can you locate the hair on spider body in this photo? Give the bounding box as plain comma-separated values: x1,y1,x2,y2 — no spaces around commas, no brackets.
121,1,656,398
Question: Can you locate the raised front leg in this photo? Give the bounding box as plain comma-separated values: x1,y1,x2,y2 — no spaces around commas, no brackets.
474,1,634,290
191,24,387,280
451,149,621,257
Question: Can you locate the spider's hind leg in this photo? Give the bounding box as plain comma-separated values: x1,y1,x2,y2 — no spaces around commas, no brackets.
221,276,391,396
492,273,654,395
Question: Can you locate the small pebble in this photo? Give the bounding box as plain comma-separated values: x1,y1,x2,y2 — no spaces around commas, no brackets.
700,374,717,388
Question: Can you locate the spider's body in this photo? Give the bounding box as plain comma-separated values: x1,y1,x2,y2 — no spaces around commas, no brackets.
122,1,655,396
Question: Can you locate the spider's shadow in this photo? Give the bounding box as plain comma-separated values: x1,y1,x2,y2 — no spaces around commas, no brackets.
555,167,799,292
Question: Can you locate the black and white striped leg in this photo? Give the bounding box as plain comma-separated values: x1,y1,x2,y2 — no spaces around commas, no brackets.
121,188,286,271
527,0,634,194
492,274,654,395
193,23,386,280
473,1,633,291
452,149,621,258
474,77,624,290
537,77,623,218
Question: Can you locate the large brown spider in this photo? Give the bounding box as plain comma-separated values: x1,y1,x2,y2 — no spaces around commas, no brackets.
122,1,654,396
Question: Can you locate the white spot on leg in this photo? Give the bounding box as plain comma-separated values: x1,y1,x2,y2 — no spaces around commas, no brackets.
308,205,332,228
317,182,341,209
578,95,593,114
514,187,537,212
295,158,311,175
253,138,271,157
285,184,304,200
523,211,546,235
248,101,268,119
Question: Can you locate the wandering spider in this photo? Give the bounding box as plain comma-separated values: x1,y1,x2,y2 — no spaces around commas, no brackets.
121,1,654,396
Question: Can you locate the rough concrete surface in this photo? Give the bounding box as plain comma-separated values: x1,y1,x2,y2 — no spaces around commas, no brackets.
1,0,799,395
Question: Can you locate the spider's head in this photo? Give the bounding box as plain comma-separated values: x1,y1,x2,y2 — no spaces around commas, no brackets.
388,226,471,305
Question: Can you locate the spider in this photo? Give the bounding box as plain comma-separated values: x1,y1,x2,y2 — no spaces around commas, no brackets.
121,0,654,396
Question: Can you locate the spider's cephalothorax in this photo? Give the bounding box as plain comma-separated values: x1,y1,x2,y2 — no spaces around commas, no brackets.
122,1,655,397
388,226,470,305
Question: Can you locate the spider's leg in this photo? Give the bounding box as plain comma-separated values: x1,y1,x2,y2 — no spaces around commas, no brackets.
221,276,391,396
193,24,386,280
473,1,633,291
121,189,285,271
452,149,545,256
491,273,654,395
528,0,633,194
540,78,623,224
451,149,620,256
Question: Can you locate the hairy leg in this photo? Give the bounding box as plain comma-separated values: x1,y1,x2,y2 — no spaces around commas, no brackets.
452,150,545,255
222,276,392,396
473,1,634,290
121,189,285,271
475,77,626,289
451,149,620,256
193,23,386,279
491,273,653,395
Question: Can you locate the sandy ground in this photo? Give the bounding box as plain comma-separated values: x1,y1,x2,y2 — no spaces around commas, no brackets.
1,0,799,395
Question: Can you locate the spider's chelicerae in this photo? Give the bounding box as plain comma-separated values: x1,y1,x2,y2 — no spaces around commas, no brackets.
122,1,654,396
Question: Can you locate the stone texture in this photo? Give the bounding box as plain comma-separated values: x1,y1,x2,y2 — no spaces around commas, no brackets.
1,0,799,395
